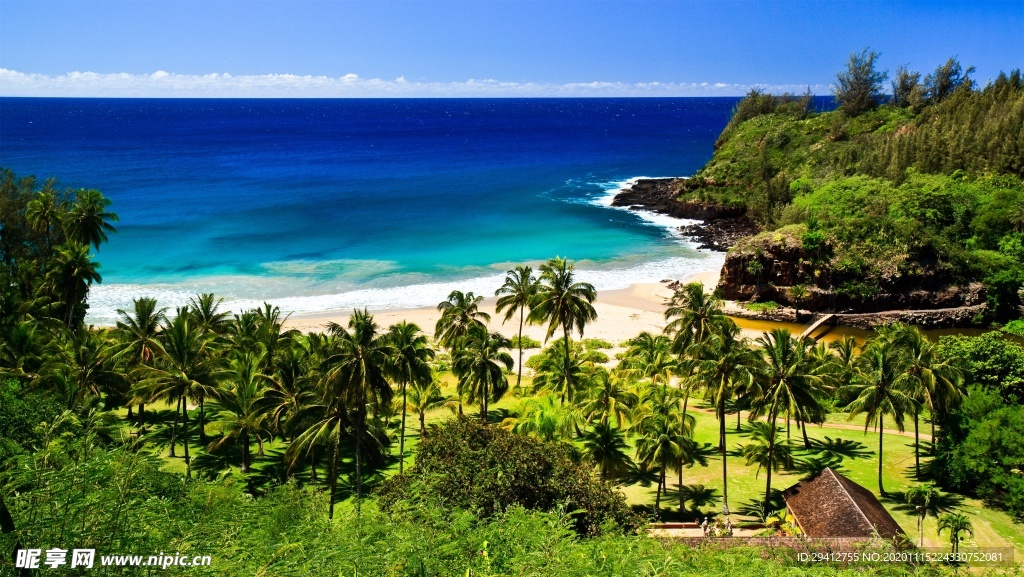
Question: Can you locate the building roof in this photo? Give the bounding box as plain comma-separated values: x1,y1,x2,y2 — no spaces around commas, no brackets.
782,468,905,539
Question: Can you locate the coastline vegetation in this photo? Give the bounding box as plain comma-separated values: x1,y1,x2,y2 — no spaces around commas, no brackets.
3,50,1024,574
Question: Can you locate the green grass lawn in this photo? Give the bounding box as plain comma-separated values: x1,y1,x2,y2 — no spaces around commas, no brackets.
116,374,1023,560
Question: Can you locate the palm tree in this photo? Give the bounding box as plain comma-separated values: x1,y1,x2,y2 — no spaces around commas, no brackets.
435,290,490,349
401,379,456,440
740,421,793,505
890,325,963,470
750,328,823,511
39,327,126,409
115,297,167,429
845,336,915,496
0,320,44,381
577,368,635,428
64,188,118,250
25,189,66,265
386,321,433,473
210,351,273,473
905,483,939,546
937,512,973,554
452,326,512,423
619,332,678,386
45,242,101,329
664,282,728,354
188,293,231,333
528,257,597,403
143,313,227,479
693,321,756,516
258,341,316,442
507,393,582,441
635,411,686,517
322,309,394,511
581,422,633,481
495,265,538,390
531,338,589,404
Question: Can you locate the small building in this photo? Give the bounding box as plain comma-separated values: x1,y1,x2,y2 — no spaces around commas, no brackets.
782,467,905,539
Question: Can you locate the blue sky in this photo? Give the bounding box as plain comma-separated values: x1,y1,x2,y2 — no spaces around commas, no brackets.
1,0,1021,97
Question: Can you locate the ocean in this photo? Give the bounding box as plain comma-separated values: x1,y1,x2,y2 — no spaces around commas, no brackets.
1,97,744,324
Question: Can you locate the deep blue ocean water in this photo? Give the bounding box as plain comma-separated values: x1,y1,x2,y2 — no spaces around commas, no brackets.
1,97,756,322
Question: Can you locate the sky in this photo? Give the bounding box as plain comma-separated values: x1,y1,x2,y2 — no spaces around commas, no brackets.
0,0,1021,97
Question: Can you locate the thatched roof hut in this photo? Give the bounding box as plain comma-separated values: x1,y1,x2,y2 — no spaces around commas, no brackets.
782,468,904,539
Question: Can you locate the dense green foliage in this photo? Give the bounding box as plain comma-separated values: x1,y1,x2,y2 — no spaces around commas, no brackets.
935,333,1024,520
681,58,1024,317
377,418,643,536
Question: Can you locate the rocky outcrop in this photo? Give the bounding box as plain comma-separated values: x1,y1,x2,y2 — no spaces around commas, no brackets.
612,178,759,252
716,225,988,318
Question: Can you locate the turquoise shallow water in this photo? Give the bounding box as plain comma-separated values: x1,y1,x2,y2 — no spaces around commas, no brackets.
0,98,744,322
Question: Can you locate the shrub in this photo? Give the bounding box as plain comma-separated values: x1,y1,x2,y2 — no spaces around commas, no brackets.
510,334,542,349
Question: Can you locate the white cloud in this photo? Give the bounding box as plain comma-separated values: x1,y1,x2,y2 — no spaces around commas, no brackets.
0,68,828,98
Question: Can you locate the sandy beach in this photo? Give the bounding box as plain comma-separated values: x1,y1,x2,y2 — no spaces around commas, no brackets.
284,269,723,346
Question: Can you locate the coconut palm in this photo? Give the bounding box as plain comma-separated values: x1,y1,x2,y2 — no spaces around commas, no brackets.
142,312,227,479
528,257,597,403
581,422,633,481
577,367,635,428
24,189,66,265
210,351,273,473
435,290,490,349
495,265,538,390
39,327,126,409
188,293,231,334
693,320,757,516
531,338,589,404
322,309,394,511
844,336,915,496
619,332,678,386
452,326,512,423
115,297,168,429
937,512,973,554
905,483,940,546
63,188,118,250
889,324,963,471
634,411,687,517
401,379,456,440
750,329,823,510
45,242,101,329
257,341,316,442
663,281,728,354
740,421,794,499
0,320,44,381
386,321,433,473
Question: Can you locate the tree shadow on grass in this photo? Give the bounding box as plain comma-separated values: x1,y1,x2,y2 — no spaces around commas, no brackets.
806,436,874,460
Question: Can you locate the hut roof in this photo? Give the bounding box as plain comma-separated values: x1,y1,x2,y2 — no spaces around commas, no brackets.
782,468,904,539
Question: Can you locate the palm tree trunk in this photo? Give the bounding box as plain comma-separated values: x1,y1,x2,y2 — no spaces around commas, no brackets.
516,306,525,390
419,412,426,440
138,403,145,431
562,326,571,404
328,425,340,521
169,397,181,457
257,437,264,457
182,404,191,479
914,412,920,478
241,431,250,473
355,408,365,514
930,415,936,456
310,446,318,483
198,396,207,444
400,381,408,475
878,414,885,495
800,418,811,450
678,466,684,514
720,397,729,515
481,381,488,424
765,414,776,513
655,465,664,516
737,408,742,432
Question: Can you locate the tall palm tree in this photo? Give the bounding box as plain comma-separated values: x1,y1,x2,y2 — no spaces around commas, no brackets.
64,188,118,250
258,341,316,442
750,329,823,511
322,309,394,511
635,411,686,517
143,313,227,479
693,321,756,516
452,326,513,423
889,324,963,471
664,282,728,355
581,422,633,481
115,297,167,429
937,512,973,554
531,338,589,403
25,189,66,265
740,421,793,504
386,321,434,473
211,351,273,472
39,327,126,409
618,332,678,386
188,293,231,334
495,265,538,390
0,320,44,381
529,257,597,403
435,290,490,349
845,336,915,496
45,242,101,329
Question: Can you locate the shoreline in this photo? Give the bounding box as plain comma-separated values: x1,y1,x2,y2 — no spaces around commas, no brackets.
283,269,723,342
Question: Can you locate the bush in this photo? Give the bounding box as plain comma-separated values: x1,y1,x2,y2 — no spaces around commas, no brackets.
376,418,643,536
510,334,541,349
581,338,614,350
742,301,779,312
